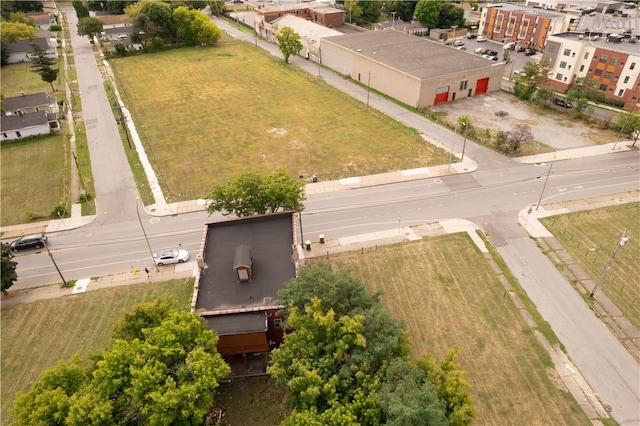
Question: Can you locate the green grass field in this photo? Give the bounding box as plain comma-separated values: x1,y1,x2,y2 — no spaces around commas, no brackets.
0,62,63,98
110,38,449,202
540,203,640,329
329,234,589,425
1,135,67,226
0,279,194,424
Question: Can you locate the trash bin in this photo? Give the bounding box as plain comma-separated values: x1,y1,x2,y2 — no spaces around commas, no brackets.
312,174,318,183
319,234,325,244
305,240,311,251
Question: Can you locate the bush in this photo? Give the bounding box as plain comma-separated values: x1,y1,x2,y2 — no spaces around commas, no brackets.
77,192,93,203
25,211,36,221
60,279,77,289
52,202,66,218
49,24,62,31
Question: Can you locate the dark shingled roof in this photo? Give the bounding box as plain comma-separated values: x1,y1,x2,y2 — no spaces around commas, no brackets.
7,38,50,54
196,212,295,313
5,93,55,110
1,111,49,132
323,29,502,79
206,312,268,335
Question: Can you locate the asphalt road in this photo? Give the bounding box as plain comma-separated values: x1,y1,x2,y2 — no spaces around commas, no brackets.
9,11,640,425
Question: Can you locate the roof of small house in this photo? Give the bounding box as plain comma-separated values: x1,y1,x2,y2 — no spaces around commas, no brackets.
5,93,56,111
1,111,50,132
206,312,268,335
6,38,51,54
271,14,343,41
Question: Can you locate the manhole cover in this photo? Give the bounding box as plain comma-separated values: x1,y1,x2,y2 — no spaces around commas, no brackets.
495,111,509,117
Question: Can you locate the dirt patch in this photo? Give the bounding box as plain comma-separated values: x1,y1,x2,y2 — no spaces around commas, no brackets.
430,92,620,150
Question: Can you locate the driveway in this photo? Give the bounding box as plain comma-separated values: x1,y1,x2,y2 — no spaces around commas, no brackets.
430,91,620,150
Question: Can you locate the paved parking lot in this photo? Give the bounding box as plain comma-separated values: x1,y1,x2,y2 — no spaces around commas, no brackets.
430,91,620,150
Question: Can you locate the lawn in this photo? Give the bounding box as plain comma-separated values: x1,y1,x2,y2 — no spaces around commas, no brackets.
0,62,64,98
0,279,195,424
1,134,67,226
328,234,590,425
540,203,640,329
110,38,449,202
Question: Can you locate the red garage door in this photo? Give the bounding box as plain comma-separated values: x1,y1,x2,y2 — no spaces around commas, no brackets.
434,86,449,105
475,78,489,94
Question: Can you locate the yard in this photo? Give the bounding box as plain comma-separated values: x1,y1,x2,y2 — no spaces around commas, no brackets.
110,37,449,202
0,279,195,424
540,203,640,329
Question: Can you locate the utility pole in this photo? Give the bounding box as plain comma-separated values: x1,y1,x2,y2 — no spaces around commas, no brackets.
590,229,629,297
117,104,132,149
45,244,67,286
366,71,371,107
535,163,553,210
136,198,158,271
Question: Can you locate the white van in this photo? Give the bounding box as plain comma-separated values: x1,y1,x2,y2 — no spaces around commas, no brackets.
503,42,515,50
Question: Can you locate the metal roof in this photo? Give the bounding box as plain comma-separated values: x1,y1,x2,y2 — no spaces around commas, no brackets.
5,93,55,110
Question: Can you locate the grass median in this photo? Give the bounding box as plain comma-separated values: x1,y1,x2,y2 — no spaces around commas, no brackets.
540,202,640,329
110,37,449,202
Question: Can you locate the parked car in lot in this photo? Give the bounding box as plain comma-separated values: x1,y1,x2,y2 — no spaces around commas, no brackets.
482,54,498,61
454,40,465,46
477,36,487,42
553,97,573,108
475,47,484,54
515,46,526,53
512,69,523,76
10,234,47,252
524,49,536,56
488,50,499,56
503,42,515,50
153,249,190,266
467,33,477,39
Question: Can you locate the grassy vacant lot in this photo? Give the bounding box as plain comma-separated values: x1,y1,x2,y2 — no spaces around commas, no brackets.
0,279,194,424
329,234,589,425
1,135,67,226
110,38,449,202
541,203,640,329
0,62,62,98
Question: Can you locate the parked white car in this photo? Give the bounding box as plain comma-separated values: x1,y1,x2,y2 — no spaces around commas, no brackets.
477,36,487,42
153,249,190,266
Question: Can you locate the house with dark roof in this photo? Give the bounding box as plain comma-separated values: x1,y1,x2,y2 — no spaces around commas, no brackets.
1,93,60,141
6,38,58,64
192,212,298,376
25,12,57,30
320,29,506,108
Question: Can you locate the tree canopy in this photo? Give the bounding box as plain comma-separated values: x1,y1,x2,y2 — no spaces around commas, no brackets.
12,299,230,425
414,0,464,30
514,59,550,101
172,6,221,46
0,21,38,44
29,42,58,91
271,261,476,425
1,242,18,295
206,169,306,217
275,26,303,64
76,17,104,44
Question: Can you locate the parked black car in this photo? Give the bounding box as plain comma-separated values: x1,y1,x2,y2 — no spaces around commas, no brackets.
10,234,47,252
553,98,573,108
467,33,477,39
524,49,536,56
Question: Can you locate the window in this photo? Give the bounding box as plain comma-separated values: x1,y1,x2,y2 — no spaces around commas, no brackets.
604,71,612,79
594,69,602,76
618,89,624,96
563,48,571,56
631,62,636,70
274,318,283,328
16,131,21,138
580,65,585,72
599,84,607,91
624,76,630,83
556,73,563,80
610,58,618,66
548,45,557,53
460,80,468,90
584,52,589,59
560,61,567,68
599,56,607,63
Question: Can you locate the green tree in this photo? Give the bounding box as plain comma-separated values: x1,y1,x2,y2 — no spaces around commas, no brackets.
380,359,448,426
125,0,173,48
9,12,36,26
359,0,383,25
275,26,303,64
615,111,640,141
29,42,58,91
388,0,418,22
72,0,90,18
111,296,178,341
77,17,104,44
513,59,550,100
268,298,383,424
206,169,305,217
172,6,221,46
416,347,477,426
12,355,87,425
437,3,464,28
415,0,443,30
1,242,18,295
0,21,38,43
208,0,226,16
105,0,136,15
566,77,598,118
343,0,363,24
532,85,555,107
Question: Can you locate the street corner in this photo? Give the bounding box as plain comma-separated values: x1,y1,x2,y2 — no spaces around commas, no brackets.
518,204,553,238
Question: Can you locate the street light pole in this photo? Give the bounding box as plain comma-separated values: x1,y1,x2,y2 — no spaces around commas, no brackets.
535,163,553,211
590,229,629,297
45,243,67,286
